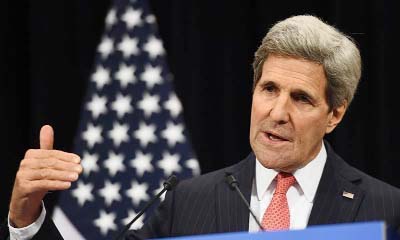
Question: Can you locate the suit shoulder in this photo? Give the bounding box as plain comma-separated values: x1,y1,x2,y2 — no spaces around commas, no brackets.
326,142,400,198
348,165,400,198
346,165,400,226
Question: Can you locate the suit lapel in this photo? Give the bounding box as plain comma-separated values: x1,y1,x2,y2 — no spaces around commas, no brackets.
308,142,365,226
215,154,255,233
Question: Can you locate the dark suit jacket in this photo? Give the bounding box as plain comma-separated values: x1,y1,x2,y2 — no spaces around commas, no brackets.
3,141,400,239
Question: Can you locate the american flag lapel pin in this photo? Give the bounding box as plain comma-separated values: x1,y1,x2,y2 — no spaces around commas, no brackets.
342,191,354,199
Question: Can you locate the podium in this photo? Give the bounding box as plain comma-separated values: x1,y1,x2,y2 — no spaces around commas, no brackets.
159,222,399,240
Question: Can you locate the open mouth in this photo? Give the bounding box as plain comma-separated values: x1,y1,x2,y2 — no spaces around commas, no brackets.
265,132,289,142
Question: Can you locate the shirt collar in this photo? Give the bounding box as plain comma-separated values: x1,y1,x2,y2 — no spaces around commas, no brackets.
255,141,327,203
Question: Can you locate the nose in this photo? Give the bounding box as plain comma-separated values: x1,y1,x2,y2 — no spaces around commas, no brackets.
269,94,290,124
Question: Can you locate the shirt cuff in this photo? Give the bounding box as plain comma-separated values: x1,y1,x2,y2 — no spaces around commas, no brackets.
8,202,46,240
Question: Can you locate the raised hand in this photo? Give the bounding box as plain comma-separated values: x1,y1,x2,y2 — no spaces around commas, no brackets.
9,125,82,227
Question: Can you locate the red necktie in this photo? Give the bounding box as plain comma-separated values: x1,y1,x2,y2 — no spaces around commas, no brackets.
261,172,296,231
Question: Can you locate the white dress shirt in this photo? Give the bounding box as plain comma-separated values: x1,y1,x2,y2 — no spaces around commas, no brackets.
8,202,46,240
9,142,327,238
248,142,327,231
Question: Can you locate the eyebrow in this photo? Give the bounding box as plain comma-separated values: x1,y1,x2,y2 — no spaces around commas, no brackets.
291,89,316,103
260,80,318,102
259,80,278,88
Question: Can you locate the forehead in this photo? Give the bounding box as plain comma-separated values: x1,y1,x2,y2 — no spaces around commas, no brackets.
260,55,327,96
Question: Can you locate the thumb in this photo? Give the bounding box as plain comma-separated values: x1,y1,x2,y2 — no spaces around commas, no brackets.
40,125,54,150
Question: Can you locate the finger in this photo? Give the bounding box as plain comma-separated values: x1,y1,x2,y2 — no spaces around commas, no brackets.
27,180,72,193
23,168,79,182
24,149,81,164
40,125,54,150
21,158,82,174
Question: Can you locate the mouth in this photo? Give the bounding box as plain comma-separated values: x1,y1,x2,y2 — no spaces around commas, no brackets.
264,131,291,143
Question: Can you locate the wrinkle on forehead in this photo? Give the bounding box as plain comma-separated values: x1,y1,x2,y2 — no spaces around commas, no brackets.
260,55,327,99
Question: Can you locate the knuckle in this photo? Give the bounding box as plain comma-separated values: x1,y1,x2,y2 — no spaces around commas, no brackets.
25,149,36,158
50,150,62,159
19,158,30,168
40,169,51,179
53,150,62,156
15,171,25,181
19,160,26,169
44,158,56,168
74,164,83,173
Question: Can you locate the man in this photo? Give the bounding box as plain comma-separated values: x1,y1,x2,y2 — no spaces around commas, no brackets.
5,15,400,239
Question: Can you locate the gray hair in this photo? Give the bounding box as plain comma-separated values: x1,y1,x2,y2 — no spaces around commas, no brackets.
252,15,362,109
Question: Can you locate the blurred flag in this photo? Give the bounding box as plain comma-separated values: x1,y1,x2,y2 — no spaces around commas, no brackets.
52,0,199,239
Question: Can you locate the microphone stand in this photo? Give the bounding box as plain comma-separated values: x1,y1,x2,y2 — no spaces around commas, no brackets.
114,175,178,240
225,172,264,230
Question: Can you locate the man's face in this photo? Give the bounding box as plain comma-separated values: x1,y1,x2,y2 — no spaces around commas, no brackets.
250,54,345,172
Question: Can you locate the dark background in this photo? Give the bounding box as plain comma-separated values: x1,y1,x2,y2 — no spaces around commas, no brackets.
1,0,398,220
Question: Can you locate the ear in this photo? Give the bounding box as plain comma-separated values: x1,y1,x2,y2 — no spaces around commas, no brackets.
326,101,347,134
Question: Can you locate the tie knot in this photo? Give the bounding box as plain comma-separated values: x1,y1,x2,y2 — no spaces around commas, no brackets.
275,172,296,194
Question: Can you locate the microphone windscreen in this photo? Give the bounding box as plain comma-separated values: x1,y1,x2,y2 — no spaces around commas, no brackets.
225,172,238,189
164,175,179,190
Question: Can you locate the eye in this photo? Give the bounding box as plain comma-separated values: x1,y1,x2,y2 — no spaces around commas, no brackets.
262,83,277,93
266,85,275,92
293,93,312,104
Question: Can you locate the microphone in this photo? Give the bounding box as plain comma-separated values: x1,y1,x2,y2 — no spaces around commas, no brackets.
114,175,179,240
225,172,264,230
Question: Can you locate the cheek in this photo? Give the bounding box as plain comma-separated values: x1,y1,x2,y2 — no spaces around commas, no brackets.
294,114,328,146
250,102,266,135
251,96,271,121
250,98,259,122
249,104,259,137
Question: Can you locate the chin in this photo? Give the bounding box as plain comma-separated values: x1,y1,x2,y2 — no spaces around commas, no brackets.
256,150,295,171
258,155,286,169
